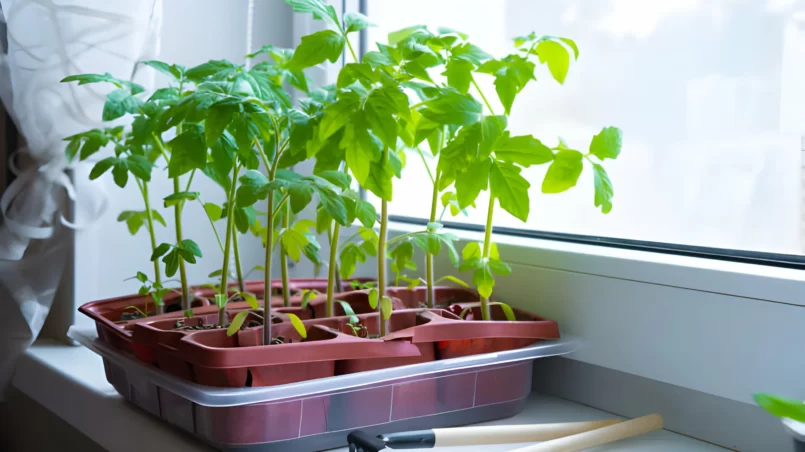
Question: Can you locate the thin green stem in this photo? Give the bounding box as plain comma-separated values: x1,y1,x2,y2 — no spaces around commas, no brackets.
196,198,224,254
480,195,495,321
378,149,390,337
280,201,291,307
262,115,282,346
172,177,191,316
338,230,361,252
414,147,435,185
425,172,440,308
326,223,340,318
345,37,359,63
184,169,196,193
233,228,245,293
218,163,241,298
386,230,427,247
135,178,164,315
470,75,496,115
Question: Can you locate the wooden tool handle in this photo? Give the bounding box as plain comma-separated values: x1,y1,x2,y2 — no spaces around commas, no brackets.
432,420,621,447
507,414,664,452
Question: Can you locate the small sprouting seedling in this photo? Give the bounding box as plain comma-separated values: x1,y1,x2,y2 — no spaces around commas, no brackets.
123,305,148,320
123,271,169,317
216,291,259,329
754,393,805,423
299,289,320,309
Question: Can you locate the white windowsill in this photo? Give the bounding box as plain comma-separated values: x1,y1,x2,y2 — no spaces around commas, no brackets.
386,220,805,307
12,340,725,451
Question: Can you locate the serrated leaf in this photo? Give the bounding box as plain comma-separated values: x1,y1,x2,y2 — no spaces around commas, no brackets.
167,126,207,178
536,40,570,84
280,229,308,262
419,89,482,126
592,163,614,214
205,105,236,147
89,157,116,181
493,134,554,167
542,150,583,194
284,0,339,25
490,161,531,222
451,43,492,65
289,29,345,70
589,126,622,160
455,158,491,209
227,311,250,336
443,58,473,94
103,88,143,121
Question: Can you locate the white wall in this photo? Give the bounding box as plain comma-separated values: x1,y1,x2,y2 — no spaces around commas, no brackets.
74,0,293,322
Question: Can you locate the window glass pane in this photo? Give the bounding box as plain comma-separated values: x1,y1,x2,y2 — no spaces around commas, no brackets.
365,0,805,256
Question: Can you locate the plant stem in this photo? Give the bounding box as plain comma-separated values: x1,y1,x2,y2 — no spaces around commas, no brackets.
233,228,245,293
378,152,389,336
326,223,340,318
425,173,440,308
138,179,164,315
263,189,275,346
345,38,359,64
218,163,240,326
172,177,191,316
479,195,495,321
280,201,291,307
471,75,496,115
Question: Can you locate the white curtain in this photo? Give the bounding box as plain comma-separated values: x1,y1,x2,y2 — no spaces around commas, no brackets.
0,0,162,396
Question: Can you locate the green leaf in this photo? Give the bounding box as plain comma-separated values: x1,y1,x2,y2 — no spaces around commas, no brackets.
126,155,154,181
490,161,531,222
489,242,500,260
560,37,579,59
167,126,206,178
163,249,180,277
89,157,117,180
112,162,128,188
363,157,395,202
368,288,379,309
337,63,378,90
380,296,393,321
287,313,308,339
344,12,373,34
125,212,144,235
204,203,223,221
289,30,345,70
163,191,200,207
205,105,236,147
592,163,614,214
152,210,167,227
754,393,805,423
103,89,143,121
536,40,570,84
390,242,414,277
589,126,622,160
438,275,469,288
339,244,365,279
419,89,482,126
239,292,259,310
462,242,482,260
443,59,473,94
336,300,359,324
455,158,491,209
341,122,381,185
61,72,144,94
388,25,428,45
300,289,317,309
280,229,309,262
185,59,238,80
542,150,583,194
227,311,250,336
65,139,80,163
150,243,171,261
491,302,516,321
142,60,181,79
451,43,493,65
284,0,339,26
215,293,228,309
493,134,554,167
318,94,360,141
181,239,203,257
478,57,535,115
355,200,377,228
488,258,512,275
473,264,495,299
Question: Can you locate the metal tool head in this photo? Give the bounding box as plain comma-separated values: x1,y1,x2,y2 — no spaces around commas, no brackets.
347,430,387,452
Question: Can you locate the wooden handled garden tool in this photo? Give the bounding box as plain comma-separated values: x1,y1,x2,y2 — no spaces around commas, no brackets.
508,413,664,452
346,419,621,451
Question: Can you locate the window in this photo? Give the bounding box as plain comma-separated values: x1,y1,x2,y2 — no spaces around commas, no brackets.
364,0,805,258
